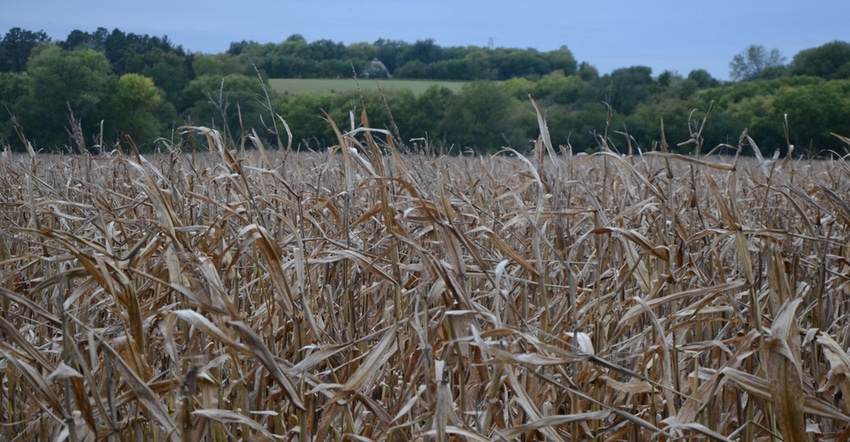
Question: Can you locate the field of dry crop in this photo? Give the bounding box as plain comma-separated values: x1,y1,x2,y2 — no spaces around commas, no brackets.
1,116,850,441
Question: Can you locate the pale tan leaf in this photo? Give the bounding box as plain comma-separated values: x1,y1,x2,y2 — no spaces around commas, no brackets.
602,376,653,394
99,342,180,440
499,411,611,439
173,310,249,353
1,350,65,415
766,297,805,442
45,361,83,382
193,409,284,440
722,367,850,422
227,320,305,410
338,324,399,395
817,331,850,406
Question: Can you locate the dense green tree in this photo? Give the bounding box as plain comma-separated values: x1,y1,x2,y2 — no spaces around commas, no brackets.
373,39,409,73
628,96,711,152
110,73,168,144
346,42,377,62
771,81,850,154
318,59,355,78
656,70,677,88
102,28,184,73
441,45,472,61
700,111,748,151
241,39,351,78
59,28,191,102
687,69,720,88
602,66,657,114
558,102,620,152
227,40,257,56
697,76,839,155
181,74,271,142
403,39,443,66
440,81,526,151
502,77,536,100
0,72,29,108
756,65,788,80
426,58,486,80
193,53,253,77
277,92,335,147
133,48,191,102
279,34,311,59
789,41,850,79
309,39,347,61
389,85,452,142
729,45,786,81
249,50,298,77
395,57,489,80
372,88,418,138
703,76,821,110
534,70,588,105
326,90,392,136
20,45,113,147
1,27,51,72
0,72,31,145
577,62,599,82
490,48,551,80
61,27,108,52
463,49,498,80
545,46,578,76
393,60,429,78
674,79,699,100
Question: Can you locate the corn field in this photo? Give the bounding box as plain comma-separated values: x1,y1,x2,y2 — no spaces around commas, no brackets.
2,112,850,441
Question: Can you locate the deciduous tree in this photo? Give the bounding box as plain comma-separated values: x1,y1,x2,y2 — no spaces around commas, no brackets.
21,45,112,147
729,45,785,81
789,40,850,79
111,73,166,144
440,81,525,151
181,74,269,142
603,66,656,114
1,27,50,72
687,69,720,88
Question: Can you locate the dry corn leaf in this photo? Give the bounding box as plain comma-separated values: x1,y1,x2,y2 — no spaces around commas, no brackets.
193,409,284,440
662,421,732,441
0,314,57,369
45,361,83,382
99,341,180,440
474,227,538,276
620,279,745,324
816,331,850,408
227,320,305,410
499,410,611,439
1,350,65,415
722,367,849,422
766,297,805,442
174,309,249,353
632,296,677,417
333,324,399,400
503,368,562,441
602,376,653,394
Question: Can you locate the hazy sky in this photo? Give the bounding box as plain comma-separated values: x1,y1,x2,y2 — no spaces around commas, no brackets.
3,0,848,80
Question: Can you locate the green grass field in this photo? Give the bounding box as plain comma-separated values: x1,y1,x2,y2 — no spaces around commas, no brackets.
269,78,469,96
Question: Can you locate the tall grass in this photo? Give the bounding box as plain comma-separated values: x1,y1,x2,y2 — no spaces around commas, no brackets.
1,112,849,441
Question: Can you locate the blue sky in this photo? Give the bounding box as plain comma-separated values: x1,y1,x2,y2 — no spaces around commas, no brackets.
3,0,848,80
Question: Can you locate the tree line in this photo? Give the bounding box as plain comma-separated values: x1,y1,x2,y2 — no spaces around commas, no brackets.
1,26,850,155
227,35,578,81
